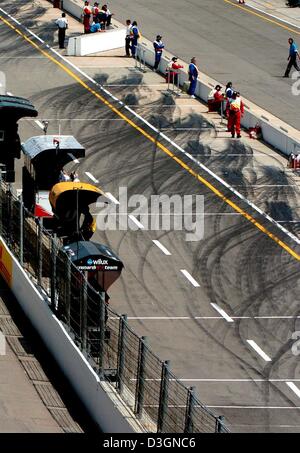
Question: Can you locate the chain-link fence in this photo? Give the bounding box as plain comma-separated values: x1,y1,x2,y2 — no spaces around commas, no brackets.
0,181,229,433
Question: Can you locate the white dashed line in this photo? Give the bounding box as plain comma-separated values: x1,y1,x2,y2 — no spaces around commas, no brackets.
105,192,120,205
180,270,200,287
246,340,272,362
85,172,99,183
128,215,145,229
152,240,171,256
35,120,45,130
210,303,234,323
286,382,300,399
68,153,80,164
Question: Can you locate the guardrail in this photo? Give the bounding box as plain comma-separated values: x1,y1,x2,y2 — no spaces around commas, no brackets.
0,181,229,433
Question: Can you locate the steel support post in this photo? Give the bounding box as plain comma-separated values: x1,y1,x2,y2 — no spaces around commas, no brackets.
157,360,170,433
184,386,196,433
134,336,148,418
117,314,127,394
98,291,106,380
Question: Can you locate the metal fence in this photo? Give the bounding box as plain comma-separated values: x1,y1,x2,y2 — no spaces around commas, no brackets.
0,181,229,433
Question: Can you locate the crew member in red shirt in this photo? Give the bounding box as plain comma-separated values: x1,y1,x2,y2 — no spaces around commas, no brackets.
83,1,92,33
166,57,183,86
227,91,244,138
208,84,224,112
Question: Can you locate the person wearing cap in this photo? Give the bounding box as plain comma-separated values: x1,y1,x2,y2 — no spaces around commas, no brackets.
225,82,234,99
166,56,183,86
153,35,165,71
207,85,224,113
227,91,244,138
130,21,140,58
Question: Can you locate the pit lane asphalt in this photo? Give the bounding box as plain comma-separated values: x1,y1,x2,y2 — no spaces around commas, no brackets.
110,0,300,131
1,4,300,432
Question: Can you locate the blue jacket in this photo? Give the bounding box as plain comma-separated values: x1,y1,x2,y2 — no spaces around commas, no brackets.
290,42,298,57
153,40,164,54
188,63,198,81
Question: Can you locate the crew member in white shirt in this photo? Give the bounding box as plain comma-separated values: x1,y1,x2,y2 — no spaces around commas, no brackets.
55,12,68,49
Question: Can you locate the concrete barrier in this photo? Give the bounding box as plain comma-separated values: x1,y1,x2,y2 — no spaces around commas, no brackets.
0,71,6,95
68,28,126,56
61,0,300,156
0,236,140,433
61,0,82,19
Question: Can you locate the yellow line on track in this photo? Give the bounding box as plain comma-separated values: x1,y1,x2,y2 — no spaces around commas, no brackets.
1,13,300,261
224,0,300,35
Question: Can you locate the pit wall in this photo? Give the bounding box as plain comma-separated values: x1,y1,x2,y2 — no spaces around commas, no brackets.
0,236,141,433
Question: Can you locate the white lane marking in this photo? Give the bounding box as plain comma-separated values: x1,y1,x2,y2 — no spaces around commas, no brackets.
247,340,272,362
210,303,234,323
85,172,99,183
206,405,300,409
105,192,120,205
246,1,300,31
152,240,171,256
177,378,300,382
142,404,300,409
180,269,200,287
128,214,145,229
235,185,299,188
2,7,300,247
68,153,80,164
35,120,45,130
125,315,300,320
286,382,300,399
103,84,167,87
0,56,45,58
130,378,300,382
6,91,13,96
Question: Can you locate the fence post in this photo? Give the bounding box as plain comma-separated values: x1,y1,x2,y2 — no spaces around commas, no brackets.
167,69,170,91
98,291,106,380
184,386,196,433
117,314,127,394
142,48,146,72
175,70,181,96
19,194,24,266
81,272,88,352
37,218,43,286
216,415,225,433
7,184,12,245
51,236,56,310
135,45,139,69
66,256,71,328
220,99,224,125
135,336,148,418
157,360,170,433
